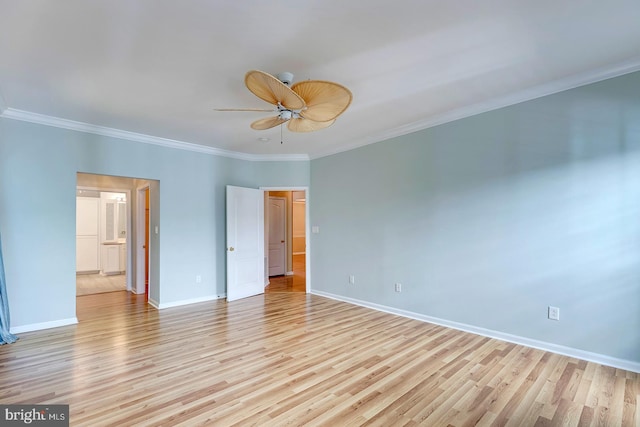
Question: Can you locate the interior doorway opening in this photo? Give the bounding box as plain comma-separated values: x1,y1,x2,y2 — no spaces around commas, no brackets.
264,189,307,293
75,173,155,307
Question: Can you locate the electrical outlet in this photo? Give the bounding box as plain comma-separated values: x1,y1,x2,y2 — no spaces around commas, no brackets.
548,306,560,321
349,275,355,284
395,283,402,293
196,275,202,284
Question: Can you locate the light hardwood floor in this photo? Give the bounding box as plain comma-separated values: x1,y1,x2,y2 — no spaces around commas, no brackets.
266,253,306,293
1,291,638,426
76,273,126,296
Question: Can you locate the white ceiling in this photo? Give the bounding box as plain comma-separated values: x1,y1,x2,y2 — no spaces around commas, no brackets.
1,0,640,159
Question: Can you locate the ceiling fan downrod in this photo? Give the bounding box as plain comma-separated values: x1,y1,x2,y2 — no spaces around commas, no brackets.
276,72,294,86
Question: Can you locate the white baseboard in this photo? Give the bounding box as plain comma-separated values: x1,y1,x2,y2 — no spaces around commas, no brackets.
285,271,294,276
10,317,78,334
148,298,160,309
156,295,222,309
311,290,640,374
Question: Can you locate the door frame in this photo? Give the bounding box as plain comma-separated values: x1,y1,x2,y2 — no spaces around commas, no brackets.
268,196,287,277
260,186,310,293
136,184,150,296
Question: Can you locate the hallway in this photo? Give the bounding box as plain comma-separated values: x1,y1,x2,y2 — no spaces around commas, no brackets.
265,254,305,293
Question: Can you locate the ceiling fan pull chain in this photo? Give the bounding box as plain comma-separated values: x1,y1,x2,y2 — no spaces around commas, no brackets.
281,123,283,144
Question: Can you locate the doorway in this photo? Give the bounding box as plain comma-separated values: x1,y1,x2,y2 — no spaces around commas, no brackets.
264,189,307,293
75,173,156,310
75,185,130,296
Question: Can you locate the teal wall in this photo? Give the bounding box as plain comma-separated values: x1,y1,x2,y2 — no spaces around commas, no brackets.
0,118,309,328
310,71,640,364
2,70,639,367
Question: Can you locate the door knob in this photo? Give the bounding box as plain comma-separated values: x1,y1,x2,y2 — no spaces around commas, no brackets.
281,240,285,243
229,247,235,252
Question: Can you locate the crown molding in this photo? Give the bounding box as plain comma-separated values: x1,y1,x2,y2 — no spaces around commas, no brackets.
310,57,640,159
3,57,639,162
0,108,309,162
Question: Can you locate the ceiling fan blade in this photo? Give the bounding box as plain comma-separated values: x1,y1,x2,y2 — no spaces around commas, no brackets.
245,70,306,110
214,108,275,112
291,80,352,122
287,118,336,133
250,116,288,130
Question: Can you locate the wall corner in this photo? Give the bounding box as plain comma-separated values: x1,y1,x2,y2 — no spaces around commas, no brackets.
0,87,7,115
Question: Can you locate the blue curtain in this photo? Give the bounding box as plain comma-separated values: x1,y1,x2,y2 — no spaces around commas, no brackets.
0,233,18,344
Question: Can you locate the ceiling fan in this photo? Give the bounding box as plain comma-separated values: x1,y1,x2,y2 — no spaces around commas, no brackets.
216,70,352,133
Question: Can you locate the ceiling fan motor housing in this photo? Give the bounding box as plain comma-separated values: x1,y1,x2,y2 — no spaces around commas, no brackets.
279,110,292,120
277,72,294,86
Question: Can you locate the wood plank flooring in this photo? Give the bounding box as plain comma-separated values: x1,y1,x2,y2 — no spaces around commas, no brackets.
76,273,126,296
266,253,306,293
0,291,638,426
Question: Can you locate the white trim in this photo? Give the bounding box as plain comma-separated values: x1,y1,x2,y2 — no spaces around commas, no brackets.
311,290,640,374
156,295,222,309
310,57,640,159
0,108,309,162
4,59,640,163
284,271,294,276
148,298,160,309
136,184,150,296
259,186,309,190
2,59,640,162
10,317,78,334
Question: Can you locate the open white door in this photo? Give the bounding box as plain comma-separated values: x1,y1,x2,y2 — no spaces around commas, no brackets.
226,186,265,302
